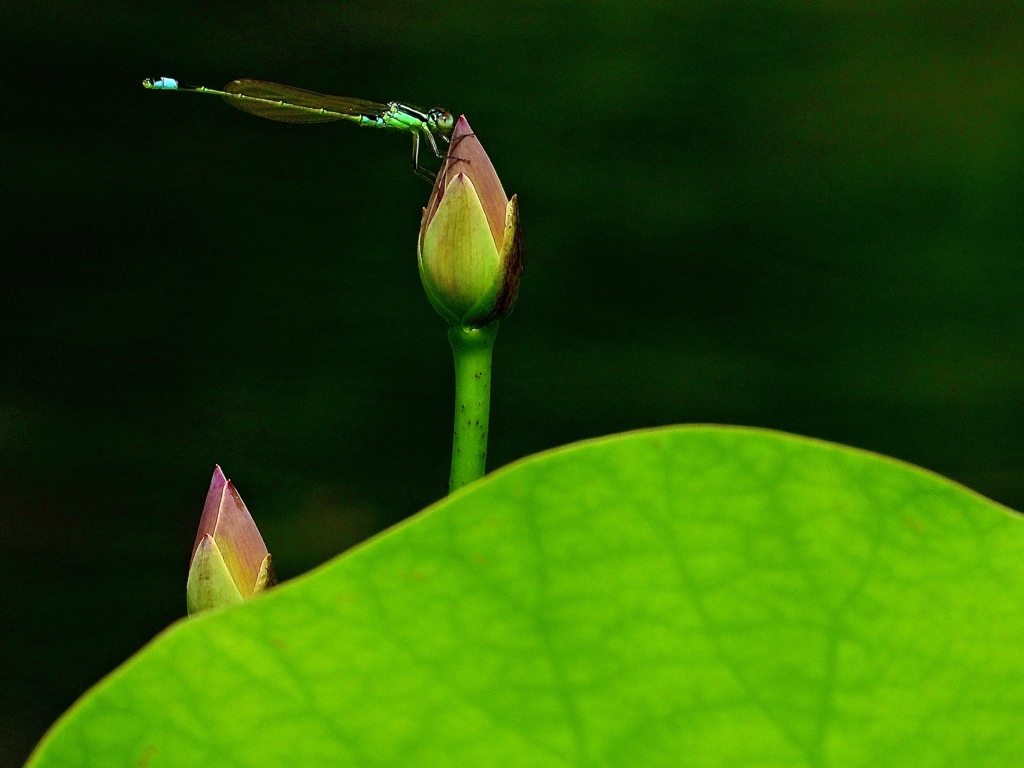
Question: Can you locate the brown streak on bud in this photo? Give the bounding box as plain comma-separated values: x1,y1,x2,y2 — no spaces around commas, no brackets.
484,195,523,325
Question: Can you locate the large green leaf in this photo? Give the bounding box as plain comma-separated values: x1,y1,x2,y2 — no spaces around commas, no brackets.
27,427,1024,766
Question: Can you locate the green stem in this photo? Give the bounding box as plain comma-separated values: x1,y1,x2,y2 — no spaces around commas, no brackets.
448,322,499,493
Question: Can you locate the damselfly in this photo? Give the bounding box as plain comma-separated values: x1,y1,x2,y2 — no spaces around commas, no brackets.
142,77,455,177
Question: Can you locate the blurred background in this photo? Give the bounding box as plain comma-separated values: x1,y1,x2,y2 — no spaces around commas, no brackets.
2,0,1022,763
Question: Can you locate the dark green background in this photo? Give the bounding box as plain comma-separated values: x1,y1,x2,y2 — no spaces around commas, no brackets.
2,1,1021,764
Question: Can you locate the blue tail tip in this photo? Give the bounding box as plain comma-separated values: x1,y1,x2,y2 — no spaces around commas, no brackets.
142,77,178,90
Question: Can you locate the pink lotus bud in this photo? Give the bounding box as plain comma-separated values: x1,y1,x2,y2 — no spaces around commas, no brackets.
418,116,522,328
186,465,275,616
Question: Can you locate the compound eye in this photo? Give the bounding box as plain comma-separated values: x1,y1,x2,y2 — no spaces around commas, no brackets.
433,110,455,134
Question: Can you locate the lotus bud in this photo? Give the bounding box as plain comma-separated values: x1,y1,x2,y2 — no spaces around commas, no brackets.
186,465,275,616
418,115,522,328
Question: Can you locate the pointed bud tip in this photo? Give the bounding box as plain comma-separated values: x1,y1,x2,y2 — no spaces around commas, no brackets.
452,115,473,141
208,465,229,497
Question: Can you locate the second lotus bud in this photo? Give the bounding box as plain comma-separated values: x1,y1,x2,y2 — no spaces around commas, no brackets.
186,465,275,616
418,115,522,329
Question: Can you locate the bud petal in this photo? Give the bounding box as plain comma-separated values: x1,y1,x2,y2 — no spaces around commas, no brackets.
254,553,276,594
490,194,523,321
186,534,244,615
187,466,275,616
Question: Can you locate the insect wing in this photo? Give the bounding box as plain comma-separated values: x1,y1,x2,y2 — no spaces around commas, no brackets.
221,79,389,124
